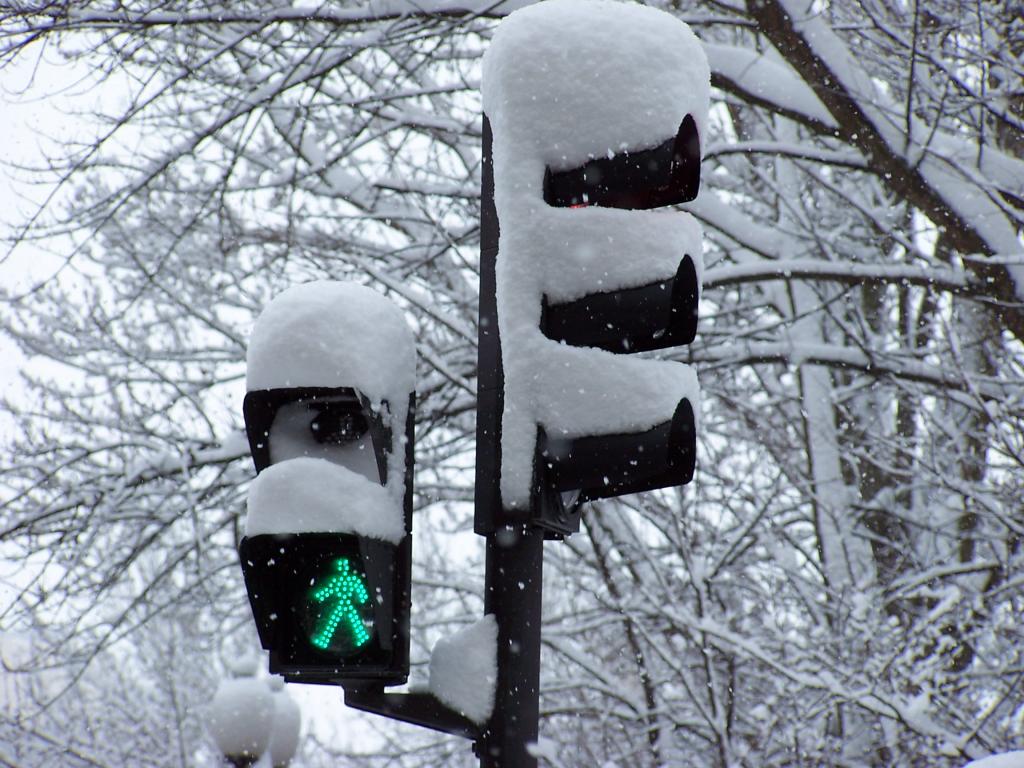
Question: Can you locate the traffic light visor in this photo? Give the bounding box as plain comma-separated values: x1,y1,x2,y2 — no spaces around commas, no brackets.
543,115,700,209
539,397,696,502
542,254,699,352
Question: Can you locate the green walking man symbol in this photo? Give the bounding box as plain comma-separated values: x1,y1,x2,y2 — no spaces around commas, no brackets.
309,558,371,650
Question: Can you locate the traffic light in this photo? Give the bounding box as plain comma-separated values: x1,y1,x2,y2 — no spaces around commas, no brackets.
238,523,410,684
534,117,703,520
238,281,415,686
528,145,703,536
476,3,709,537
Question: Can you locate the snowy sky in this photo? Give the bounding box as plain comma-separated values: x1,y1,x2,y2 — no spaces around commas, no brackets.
2,55,45,400
0,48,80,616
0,46,83,424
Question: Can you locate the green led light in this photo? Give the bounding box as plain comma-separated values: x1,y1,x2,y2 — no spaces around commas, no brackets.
309,557,371,651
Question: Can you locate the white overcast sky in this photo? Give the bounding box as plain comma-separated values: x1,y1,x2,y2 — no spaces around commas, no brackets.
1,46,75,404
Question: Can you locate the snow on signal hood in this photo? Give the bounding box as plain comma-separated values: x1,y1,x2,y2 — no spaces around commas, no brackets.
246,457,405,542
245,280,415,409
482,0,710,173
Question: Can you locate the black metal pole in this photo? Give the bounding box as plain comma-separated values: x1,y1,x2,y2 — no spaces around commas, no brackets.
475,116,543,768
478,526,543,768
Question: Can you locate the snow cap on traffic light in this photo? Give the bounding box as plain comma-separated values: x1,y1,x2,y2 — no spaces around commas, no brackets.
482,0,710,173
243,280,415,532
246,457,404,543
245,280,415,409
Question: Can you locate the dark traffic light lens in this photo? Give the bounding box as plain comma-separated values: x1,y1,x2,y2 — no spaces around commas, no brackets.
309,407,369,445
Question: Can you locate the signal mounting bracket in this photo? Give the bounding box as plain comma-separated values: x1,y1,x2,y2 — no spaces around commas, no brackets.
343,685,483,741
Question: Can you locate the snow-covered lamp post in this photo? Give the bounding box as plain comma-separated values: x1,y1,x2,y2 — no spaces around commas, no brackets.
266,677,301,768
208,673,275,767
208,671,301,768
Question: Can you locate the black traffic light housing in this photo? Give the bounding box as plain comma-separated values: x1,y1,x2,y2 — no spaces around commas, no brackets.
239,532,409,684
239,387,414,686
475,4,711,762
537,398,696,502
533,119,701,537
475,113,703,538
